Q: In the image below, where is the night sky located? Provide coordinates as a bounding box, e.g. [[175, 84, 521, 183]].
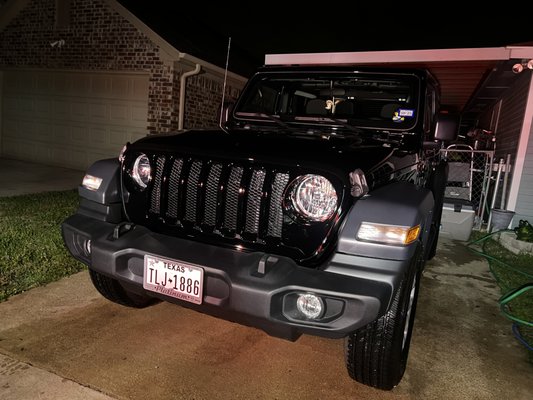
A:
[[118, 1, 533, 77]]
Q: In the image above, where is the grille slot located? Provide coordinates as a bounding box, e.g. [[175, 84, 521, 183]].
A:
[[268, 173, 290, 237], [204, 163, 223, 227], [166, 158, 184, 219], [148, 158, 290, 242], [245, 169, 266, 234], [223, 166, 244, 232], [149, 156, 165, 214], [185, 160, 203, 223]]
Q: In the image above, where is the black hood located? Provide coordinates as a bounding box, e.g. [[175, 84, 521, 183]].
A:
[[130, 128, 395, 182]]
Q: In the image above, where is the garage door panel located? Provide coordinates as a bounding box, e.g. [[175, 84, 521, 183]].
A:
[[90, 103, 108, 120], [37, 122, 54, 142], [36, 72, 54, 94], [53, 124, 70, 144], [109, 127, 128, 147], [2, 138, 21, 158], [3, 95, 20, 113], [91, 76, 111, 97], [111, 77, 130, 98], [90, 127, 107, 145], [132, 105, 148, 123], [109, 104, 128, 122], [71, 102, 88, 119], [2, 119, 17, 138], [133, 77, 149, 98], [34, 97, 52, 116], [2, 70, 149, 169], [18, 97, 34, 113], [53, 99, 70, 117], [69, 149, 88, 170], [131, 130, 146, 142], [72, 76, 91, 98], [87, 150, 114, 166], [53, 73, 71, 95], [20, 120, 38, 140], [71, 125, 87, 143], [50, 147, 70, 166]]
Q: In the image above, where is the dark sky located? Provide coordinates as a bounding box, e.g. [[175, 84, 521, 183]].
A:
[[118, 1, 533, 77]]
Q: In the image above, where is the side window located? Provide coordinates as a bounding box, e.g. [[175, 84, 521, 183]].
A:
[[240, 86, 278, 114]]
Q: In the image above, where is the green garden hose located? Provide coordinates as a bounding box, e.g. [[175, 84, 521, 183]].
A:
[[499, 284, 533, 327], [466, 230, 533, 354]]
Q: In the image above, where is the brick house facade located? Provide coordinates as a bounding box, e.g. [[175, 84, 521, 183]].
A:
[[0, 0, 246, 146]]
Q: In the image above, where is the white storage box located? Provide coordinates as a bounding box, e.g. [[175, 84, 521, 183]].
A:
[[440, 202, 475, 241]]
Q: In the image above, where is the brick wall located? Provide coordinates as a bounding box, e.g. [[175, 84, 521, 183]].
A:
[[0, 0, 244, 134], [184, 74, 241, 129]]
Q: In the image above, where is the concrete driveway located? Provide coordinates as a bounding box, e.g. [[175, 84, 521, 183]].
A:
[[0, 238, 531, 400], [0, 157, 83, 197], [0, 157, 531, 399]]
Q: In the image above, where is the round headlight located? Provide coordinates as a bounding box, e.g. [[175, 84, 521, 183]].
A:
[[131, 154, 152, 189], [290, 174, 338, 221]]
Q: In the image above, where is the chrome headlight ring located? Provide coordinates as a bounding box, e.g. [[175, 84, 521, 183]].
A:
[[287, 174, 338, 222], [130, 153, 152, 190]]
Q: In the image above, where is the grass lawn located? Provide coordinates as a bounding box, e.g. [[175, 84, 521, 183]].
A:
[[0, 190, 85, 302]]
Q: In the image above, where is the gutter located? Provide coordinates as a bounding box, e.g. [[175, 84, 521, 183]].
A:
[[264, 46, 533, 66], [178, 64, 201, 131]]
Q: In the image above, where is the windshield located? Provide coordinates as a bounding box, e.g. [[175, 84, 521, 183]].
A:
[[233, 71, 421, 131]]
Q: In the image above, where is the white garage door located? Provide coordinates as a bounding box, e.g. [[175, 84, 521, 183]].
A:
[[1, 69, 149, 170]]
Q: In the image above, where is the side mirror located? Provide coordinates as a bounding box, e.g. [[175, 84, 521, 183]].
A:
[[217, 101, 234, 130], [434, 113, 459, 142]]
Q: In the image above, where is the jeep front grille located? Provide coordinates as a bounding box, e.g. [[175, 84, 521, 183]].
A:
[[148, 156, 290, 242]]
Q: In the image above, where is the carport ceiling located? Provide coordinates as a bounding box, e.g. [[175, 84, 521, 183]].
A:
[[387, 59, 520, 129], [265, 46, 533, 129]]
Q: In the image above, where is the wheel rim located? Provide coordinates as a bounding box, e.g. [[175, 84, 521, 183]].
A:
[[402, 274, 417, 351]]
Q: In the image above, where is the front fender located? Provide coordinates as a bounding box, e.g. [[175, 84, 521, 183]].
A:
[[77, 158, 124, 223], [337, 181, 434, 261]]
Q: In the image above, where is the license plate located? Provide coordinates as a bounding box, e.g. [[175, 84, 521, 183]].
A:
[[143, 254, 204, 305]]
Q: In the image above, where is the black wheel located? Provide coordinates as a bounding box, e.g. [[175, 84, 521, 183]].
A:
[[344, 260, 422, 390], [89, 269, 155, 308]]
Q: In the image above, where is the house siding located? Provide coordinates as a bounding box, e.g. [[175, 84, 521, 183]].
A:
[[493, 73, 531, 167], [0, 0, 244, 135], [477, 72, 531, 214], [514, 114, 533, 225]]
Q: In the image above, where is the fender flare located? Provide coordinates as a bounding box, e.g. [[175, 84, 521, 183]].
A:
[[337, 181, 435, 261]]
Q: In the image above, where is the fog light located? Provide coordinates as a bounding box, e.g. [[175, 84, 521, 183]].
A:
[[296, 293, 324, 319]]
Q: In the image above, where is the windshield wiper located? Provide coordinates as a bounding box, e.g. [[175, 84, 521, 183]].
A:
[[295, 116, 364, 135], [236, 112, 293, 129], [324, 117, 365, 135]]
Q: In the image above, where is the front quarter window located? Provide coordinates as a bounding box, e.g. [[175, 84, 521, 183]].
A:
[[239, 84, 279, 114]]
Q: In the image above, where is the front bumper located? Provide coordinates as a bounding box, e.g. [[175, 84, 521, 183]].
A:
[[62, 214, 415, 340]]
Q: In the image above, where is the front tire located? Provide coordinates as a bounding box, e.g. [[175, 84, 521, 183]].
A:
[[344, 259, 422, 390], [89, 269, 155, 308]]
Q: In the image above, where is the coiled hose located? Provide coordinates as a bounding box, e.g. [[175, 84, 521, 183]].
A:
[[466, 230, 533, 355]]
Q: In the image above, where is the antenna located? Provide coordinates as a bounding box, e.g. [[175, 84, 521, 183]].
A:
[[219, 36, 231, 134]]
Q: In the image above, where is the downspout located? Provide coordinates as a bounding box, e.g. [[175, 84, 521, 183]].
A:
[[178, 64, 201, 131]]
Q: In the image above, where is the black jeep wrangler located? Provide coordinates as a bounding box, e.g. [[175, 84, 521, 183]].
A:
[[62, 65, 456, 390]]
